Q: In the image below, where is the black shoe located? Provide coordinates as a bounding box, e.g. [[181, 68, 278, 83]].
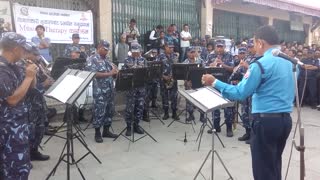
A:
[[142, 110, 150, 122], [238, 133, 250, 141], [186, 113, 195, 122], [151, 101, 157, 108], [245, 139, 251, 144], [134, 125, 144, 134], [162, 112, 169, 120], [214, 125, 221, 133], [311, 105, 317, 109], [95, 128, 103, 143], [226, 126, 233, 137], [102, 126, 117, 138], [172, 111, 180, 120], [30, 151, 50, 161], [125, 127, 132, 136]]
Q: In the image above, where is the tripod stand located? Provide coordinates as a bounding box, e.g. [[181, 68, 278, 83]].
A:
[[45, 69, 101, 180], [167, 63, 198, 129], [113, 67, 157, 145]]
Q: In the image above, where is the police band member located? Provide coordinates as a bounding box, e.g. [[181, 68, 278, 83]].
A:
[[0, 32, 38, 179], [206, 39, 235, 137], [22, 42, 51, 161], [143, 48, 159, 122], [183, 46, 206, 122], [123, 43, 146, 136], [64, 33, 88, 59], [86, 40, 118, 143], [157, 41, 180, 120], [202, 25, 294, 180]]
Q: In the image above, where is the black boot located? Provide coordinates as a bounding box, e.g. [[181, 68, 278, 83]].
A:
[[162, 110, 169, 120], [125, 126, 132, 136], [30, 149, 50, 161], [151, 100, 157, 108], [102, 125, 117, 138], [214, 123, 221, 133], [238, 128, 250, 141], [95, 128, 103, 143], [226, 125, 233, 137], [172, 111, 180, 120], [186, 113, 195, 122], [142, 110, 150, 122], [134, 124, 144, 134]]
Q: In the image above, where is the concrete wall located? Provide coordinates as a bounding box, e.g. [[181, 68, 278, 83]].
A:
[[98, 0, 113, 47], [201, 0, 213, 37]]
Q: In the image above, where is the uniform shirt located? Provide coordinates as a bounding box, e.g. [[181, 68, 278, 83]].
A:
[[86, 53, 114, 94], [123, 55, 147, 70], [0, 56, 28, 124], [31, 36, 52, 62], [64, 44, 87, 59], [214, 48, 294, 113], [205, 51, 234, 67], [299, 58, 319, 79], [157, 52, 178, 76], [200, 47, 208, 61], [183, 57, 205, 67]]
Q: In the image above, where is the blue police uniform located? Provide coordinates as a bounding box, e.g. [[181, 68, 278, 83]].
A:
[[298, 55, 319, 107], [183, 47, 206, 122], [64, 44, 88, 59], [86, 53, 115, 128], [123, 55, 147, 126], [213, 47, 294, 180], [0, 57, 31, 179], [157, 52, 179, 116], [205, 48, 235, 132]]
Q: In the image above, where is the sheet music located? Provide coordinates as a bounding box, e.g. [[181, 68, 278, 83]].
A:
[[47, 75, 85, 103], [189, 88, 228, 109]]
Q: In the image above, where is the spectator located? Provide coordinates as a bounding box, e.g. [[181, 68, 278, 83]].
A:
[[148, 25, 163, 50], [115, 34, 130, 65], [31, 25, 53, 63], [165, 25, 179, 53], [180, 24, 192, 62], [124, 18, 140, 48]]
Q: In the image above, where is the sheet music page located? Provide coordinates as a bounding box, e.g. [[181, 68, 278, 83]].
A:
[[47, 75, 85, 103], [189, 88, 228, 109]]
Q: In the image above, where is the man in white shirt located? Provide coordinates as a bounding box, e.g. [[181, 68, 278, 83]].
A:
[[148, 25, 163, 50], [180, 24, 192, 62]]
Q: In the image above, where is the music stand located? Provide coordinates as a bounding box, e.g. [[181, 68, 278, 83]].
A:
[[167, 63, 199, 129], [44, 69, 101, 180], [51, 57, 86, 80], [145, 61, 165, 125], [178, 87, 234, 180], [114, 67, 158, 145]]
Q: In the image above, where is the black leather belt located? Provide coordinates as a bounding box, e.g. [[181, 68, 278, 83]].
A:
[[252, 113, 289, 118]]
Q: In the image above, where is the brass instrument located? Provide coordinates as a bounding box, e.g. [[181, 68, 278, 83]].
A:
[[164, 75, 174, 89]]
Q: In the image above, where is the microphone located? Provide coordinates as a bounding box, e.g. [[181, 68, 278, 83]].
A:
[[271, 49, 304, 66]]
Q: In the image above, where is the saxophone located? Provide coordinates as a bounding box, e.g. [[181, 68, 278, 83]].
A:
[[164, 74, 174, 89]]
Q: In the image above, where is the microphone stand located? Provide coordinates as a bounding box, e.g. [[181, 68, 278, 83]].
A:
[[286, 63, 305, 180]]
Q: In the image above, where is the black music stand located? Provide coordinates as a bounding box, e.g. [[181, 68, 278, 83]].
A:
[[167, 63, 198, 129], [45, 69, 101, 180], [177, 87, 234, 180], [114, 68, 158, 145], [145, 61, 165, 125], [51, 57, 86, 80]]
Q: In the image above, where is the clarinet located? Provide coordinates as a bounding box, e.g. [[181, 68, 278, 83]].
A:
[[228, 59, 244, 83]]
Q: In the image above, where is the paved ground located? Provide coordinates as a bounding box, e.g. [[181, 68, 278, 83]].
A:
[[29, 106, 320, 180]]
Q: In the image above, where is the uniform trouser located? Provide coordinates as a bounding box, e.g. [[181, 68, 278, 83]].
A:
[[29, 110, 46, 151], [92, 90, 114, 128], [250, 113, 292, 180], [145, 81, 158, 111], [298, 78, 318, 106], [186, 101, 205, 121], [212, 107, 234, 127], [160, 81, 178, 112], [125, 87, 146, 126], [0, 121, 31, 180], [240, 99, 251, 130]]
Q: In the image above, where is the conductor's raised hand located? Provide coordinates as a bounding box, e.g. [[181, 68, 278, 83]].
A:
[[202, 74, 215, 86]]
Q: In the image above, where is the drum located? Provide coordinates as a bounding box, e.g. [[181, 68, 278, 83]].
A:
[[75, 82, 93, 109]]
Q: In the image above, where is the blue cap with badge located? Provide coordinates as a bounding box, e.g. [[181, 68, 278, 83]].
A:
[[131, 43, 142, 52], [215, 39, 225, 47], [187, 46, 196, 52], [238, 47, 247, 54], [70, 46, 81, 53], [25, 42, 40, 56], [248, 38, 254, 48], [99, 40, 110, 50], [0, 32, 29, 50]]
